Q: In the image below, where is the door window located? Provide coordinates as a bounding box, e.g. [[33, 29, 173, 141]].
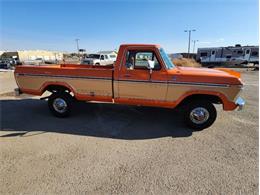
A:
[[125, 50, 161, 70]]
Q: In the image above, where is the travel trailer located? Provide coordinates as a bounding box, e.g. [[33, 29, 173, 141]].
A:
[[197, 45, 259, 67]]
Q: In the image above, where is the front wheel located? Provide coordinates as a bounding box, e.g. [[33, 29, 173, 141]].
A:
[[183, 100, 217, 130], [48, 92, 73, 117]]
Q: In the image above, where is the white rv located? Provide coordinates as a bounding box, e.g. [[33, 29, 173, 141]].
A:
[[197, 45, 259, 67]]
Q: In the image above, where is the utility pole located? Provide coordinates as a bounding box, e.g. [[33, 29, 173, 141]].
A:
[[192, 40, 199, 54], [184, 29, 196, 58], [75, 38, 80, 55]]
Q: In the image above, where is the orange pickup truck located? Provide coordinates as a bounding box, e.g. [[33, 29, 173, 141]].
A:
[[14, 44, 245, 129]]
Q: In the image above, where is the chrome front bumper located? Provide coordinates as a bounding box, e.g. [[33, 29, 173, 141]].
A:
[[235, 97, 245, 111]]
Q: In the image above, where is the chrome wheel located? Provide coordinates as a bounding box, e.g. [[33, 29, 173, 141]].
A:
[[53, 98, 68, 113], [189, 107, 209, 125]]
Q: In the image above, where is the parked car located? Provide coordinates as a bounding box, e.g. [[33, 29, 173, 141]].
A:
[[81, 53, 116, 66], [14, 44, 245, 130], [0, 59, 14, 69], [0, 61, 9, 69]]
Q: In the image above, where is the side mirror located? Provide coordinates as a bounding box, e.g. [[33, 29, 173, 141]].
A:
[[147, 60, 155, 69], [148, 60, 155, 80]]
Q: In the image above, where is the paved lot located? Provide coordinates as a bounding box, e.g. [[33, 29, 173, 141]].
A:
[[0, 69, 258, 194]]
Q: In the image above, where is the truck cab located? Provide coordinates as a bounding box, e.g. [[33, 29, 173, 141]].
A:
[[113, 44, 172, 106]]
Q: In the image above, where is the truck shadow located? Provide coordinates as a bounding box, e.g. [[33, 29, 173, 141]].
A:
[[0, 99, 193, 139]]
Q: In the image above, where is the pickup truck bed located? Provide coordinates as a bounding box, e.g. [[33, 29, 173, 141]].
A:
[[15, 64, 114, 102]]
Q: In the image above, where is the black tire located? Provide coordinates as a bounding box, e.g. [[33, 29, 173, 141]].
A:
[[183, 100, 217, 130], [48, 92, 73, 117], [95, 63, 100, 65]]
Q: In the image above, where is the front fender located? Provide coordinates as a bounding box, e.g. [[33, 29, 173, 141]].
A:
[[176, 90, 237, 111]]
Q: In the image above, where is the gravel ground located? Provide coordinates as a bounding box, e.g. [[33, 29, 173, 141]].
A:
[[0, 68, 258, 194]]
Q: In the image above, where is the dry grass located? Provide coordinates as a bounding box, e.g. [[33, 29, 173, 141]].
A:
[[172, 58, 201, 67]]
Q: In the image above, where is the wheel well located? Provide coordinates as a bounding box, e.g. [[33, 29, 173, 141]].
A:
[[178, 94, 223, 107], [43, 85, 72, 94]]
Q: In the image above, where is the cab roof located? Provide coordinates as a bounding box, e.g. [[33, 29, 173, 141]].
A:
[[120, 44, 161, 48]]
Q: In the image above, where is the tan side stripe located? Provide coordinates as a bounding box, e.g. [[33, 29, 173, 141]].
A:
[[17, 73, 232, 88]]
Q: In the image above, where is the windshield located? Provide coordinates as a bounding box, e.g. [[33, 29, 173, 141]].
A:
[[87, 54, 100, 59], [159, 48, 175, 69]]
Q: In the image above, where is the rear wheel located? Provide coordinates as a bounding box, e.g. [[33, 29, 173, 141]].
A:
[[48, 92, 73, 117], [183, 100, 217, 130]]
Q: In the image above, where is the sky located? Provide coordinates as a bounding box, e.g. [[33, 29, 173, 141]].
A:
[[0, 0, 259, 53]]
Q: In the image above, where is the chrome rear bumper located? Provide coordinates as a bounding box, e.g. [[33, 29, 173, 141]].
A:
[[235, 97, 245, 111]]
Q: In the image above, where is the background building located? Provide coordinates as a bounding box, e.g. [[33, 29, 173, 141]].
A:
[[17, 50, 64, 62], [0, 50, 64, 63]]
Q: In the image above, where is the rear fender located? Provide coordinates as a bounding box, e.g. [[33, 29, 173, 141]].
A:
[[40, 82, 76, 95]]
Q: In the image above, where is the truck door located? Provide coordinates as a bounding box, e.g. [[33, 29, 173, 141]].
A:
[[100, 55, 105, 65], [105, 55, 113, 65], [115, 48, 167, 105]]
